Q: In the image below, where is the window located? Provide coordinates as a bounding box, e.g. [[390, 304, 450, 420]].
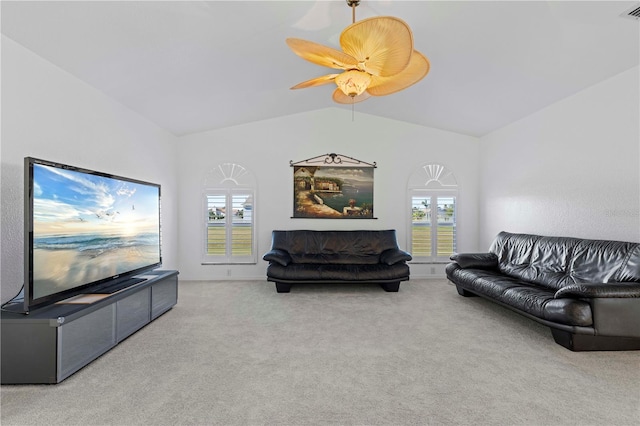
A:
[[410, 193, 457, 261], [203, 163, 256, 264], [408, 164, 458, 263]]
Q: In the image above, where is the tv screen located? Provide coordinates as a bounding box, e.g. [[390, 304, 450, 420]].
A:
[[24, 157, 162, 311]]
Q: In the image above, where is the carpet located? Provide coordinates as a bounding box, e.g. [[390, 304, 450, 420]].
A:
[[2, 279, 639, 425]]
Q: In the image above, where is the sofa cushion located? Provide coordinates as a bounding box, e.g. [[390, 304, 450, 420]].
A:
[[289, 253, 381, 265], [270, 230, 402, 265], [489, 232, 640, 291], [570, 240, 640, 283], [267, 262, 410, 282], [447, 265, 593, 326]]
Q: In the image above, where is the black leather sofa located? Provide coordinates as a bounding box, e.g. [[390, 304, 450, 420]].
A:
[[263, 230, 411, 293], [446, 231, 640, 351]]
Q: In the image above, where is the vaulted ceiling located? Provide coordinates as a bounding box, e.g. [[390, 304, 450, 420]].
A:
[[2, 1, 638, 137]]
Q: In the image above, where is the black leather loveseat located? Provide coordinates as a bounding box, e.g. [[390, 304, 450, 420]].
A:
[[446, 231, 640, 351], [263, 230, 411, 293]]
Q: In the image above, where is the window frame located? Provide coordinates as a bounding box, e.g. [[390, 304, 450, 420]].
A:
[[407, 163, 459, 264]]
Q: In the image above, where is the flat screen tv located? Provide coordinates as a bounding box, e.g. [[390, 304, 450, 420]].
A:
[[22, 157, 162, 312]]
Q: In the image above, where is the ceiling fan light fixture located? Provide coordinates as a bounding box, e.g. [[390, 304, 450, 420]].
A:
[[286, 0, 429, 104], [335, 70, 371, 97]]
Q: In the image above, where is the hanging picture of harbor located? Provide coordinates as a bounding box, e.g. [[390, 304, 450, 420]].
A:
[[291, 153, 376, 219]]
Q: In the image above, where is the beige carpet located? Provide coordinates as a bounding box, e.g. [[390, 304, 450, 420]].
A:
[[2, 279, 639, 426]]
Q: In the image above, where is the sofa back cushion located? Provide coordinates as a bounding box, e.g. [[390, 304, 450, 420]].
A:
[[270, 230, 400, 265], [489, 231, 640, 290]]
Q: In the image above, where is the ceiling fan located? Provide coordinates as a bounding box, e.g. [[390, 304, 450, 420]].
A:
[[286, 0, 430, 104]]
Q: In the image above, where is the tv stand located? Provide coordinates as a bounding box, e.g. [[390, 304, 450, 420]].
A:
[[1, 270, 178, 384], [91, 276, 147, 294]]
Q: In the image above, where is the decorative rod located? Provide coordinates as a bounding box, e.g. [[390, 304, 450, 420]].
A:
[[291, 153, 376, 168], [347, 0, 360, 23]]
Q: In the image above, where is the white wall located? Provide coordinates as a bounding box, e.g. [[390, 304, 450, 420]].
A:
[[4, 33, 635, 292], [479, 66, 640, 248], [10, 32, 634, 290], [0, 36, 179, 303], [177, 108, 480, 280]]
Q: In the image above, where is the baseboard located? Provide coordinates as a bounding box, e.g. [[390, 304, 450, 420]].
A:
[[406, 274, 447, 280], [178, 276, 267, 282]]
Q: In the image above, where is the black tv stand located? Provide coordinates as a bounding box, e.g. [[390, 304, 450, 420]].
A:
[[1, 270, 178, 384], [91, 277, 147, 294]]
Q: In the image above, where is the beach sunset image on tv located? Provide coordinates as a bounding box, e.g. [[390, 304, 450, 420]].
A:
[[31, 163, 161, 299]]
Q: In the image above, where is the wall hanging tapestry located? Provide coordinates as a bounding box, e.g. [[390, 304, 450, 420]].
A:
[[291, 153, 376, 219]]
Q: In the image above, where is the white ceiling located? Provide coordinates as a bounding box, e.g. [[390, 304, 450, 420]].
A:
[[2, 0, 639, 137]]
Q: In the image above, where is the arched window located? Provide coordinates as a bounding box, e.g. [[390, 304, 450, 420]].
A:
[[202, 163, 256, 264], [408, 164, 458, 263]]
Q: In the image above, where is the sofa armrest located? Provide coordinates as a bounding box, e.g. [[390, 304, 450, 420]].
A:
[[555, 282, 640, 299], [262, 249, 292, 266], [380, 248, 412, 265], [449, 253, 498, 270]]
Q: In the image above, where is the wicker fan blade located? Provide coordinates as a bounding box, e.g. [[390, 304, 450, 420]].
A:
[[332, 88, 371, 104], [340, 16, 413, 77], [286, 38, 358, 70], [367, 50, 430, 96], [291, 74, 340, 90]]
